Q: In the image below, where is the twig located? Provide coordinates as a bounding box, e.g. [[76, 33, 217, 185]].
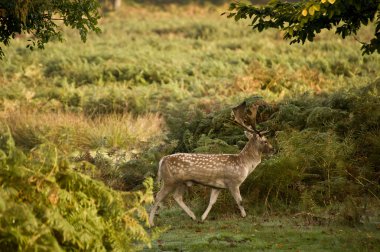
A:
[[353, 36, 366, 45], [345, 170, 380, 201]]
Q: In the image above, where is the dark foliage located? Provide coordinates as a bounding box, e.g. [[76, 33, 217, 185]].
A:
[[226, 0, 380, 55], [0, 0, 101, 58]]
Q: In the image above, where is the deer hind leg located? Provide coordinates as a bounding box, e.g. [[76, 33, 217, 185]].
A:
[[229, 186, 246, 217], [201, 188, 221, 221], [149, 184, 174, 227], [173, 184, 196, 221]]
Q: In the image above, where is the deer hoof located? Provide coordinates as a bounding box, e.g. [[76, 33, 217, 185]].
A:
[[240, 210, 247, 218]]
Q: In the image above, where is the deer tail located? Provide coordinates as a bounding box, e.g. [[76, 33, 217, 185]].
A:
[[157, 157, 165, 185]]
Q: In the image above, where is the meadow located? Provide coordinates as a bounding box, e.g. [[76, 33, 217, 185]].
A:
[[0, 2, 379, 251]]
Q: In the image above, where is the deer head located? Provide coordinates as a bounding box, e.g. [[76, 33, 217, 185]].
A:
[[244, 130, 273, 154]]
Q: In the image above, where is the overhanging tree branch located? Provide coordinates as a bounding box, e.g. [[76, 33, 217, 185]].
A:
[[225, 0, 380, 55], [0, 0, 101, 59]]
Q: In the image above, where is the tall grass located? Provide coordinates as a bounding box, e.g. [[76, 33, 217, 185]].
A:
[[0, 110, 164, 152]]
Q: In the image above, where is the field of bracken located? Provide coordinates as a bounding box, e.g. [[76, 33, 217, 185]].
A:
[[0, 2, 379, 251]]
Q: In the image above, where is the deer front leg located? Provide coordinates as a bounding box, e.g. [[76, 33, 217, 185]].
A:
[[173, 184, 197, 221], [229, 186, 246, 217], [201, 188, 221, 221]]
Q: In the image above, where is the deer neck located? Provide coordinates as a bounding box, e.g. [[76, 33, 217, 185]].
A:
[[238, 140, 261, 174]]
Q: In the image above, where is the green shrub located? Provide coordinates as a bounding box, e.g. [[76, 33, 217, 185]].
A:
[[305, 107, 348, 128], [193, 134, 239, 154], [120, 140, 178, 190], [249, 130, 354, 207], [0, 130, 155, 251]]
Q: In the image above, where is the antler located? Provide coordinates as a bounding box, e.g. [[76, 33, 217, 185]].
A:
[[231, 101, 269, 137]]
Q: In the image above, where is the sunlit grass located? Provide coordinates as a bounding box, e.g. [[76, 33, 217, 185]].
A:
[[0, 110, 165, 152], [1, 4, 378, 116]]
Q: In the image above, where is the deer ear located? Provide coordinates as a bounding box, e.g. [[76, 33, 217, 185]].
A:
[[244, 131, 254, 139]]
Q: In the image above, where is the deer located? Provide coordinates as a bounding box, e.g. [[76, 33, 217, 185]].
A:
[[149, 101, 273, 227]]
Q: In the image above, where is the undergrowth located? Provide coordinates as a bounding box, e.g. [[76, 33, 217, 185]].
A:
[[0, 129, 157, 251]]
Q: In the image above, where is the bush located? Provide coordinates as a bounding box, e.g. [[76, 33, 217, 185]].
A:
[[248, 130, 355, 208], [305, 106, 347, 128], [0, 130, 155, 251]]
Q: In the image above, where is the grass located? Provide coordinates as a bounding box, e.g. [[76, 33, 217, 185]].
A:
[[0, 110, 164, 151], [145, 207, 380, 251], [1, 5, 379, 110], [0, 2, 379, 251]]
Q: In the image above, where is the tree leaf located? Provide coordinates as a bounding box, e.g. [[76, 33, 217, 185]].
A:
[[309, 7, 315, 16], [288, 27, 294, 36]]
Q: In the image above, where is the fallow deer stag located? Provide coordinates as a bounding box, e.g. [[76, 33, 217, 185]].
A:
[[149, 102, 273, 226]]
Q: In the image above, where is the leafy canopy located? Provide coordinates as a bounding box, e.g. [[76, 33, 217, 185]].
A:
[[225, 0, 380, 55], [0, 0, 101, 58]]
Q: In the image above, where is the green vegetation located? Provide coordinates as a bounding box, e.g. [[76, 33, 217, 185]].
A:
[[0, 3, 379, 251], [145, 212, 380, 251], [0, 0, 101, 58], [227, 0, 380, 54], [0, 129, 155, 251]]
